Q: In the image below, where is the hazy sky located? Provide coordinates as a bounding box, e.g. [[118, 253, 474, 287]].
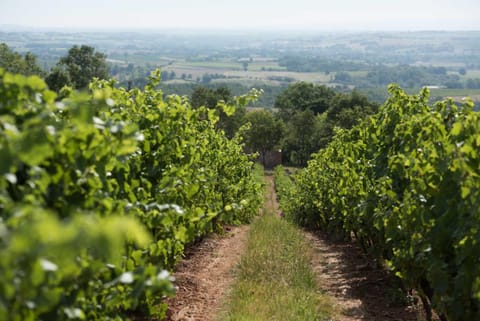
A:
[[1, 0, 479, 31]]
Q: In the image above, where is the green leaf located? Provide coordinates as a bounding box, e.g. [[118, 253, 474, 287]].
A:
[[451, 122, 463, 136]]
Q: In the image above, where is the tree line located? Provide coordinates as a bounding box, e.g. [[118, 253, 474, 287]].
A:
[[188, 81, 378, 167], [0, 43, 109, 92]]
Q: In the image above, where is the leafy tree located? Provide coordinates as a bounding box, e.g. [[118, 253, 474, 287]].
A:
[[334, 71, 353, 83], [243, 110, 285, 166], [466, 78, 480, 89], [277, 85, 377, 165], [274, 82, 336, 119], [314, 91, 378, 150], [191, 86, 231, 109], [190, 86, 245, 138], [0, 43, 44, 76], [46, 45, 109, 90], [326, 90, 378, 123], [45, 68, 72, 92], [282, 109, 324, 166]]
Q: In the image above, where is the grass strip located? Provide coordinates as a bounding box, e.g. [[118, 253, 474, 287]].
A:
[[218, 214, 332, 321]]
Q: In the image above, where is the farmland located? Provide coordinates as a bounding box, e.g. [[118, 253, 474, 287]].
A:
[[2, 30, 480, 105]]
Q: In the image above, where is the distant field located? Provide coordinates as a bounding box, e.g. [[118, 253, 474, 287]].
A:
[[176, 60, 242, 70], [456, 69, 480, 82], [156, 58, 333, 86], [465, 70, 480, 78], [347, 70, 370, 77], [430, 88, 480, 101]]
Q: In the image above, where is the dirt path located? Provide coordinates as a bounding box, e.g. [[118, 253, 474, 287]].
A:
[[163, 225, 249, 321], [164, 173, 419, 320], [305, 232, 418, 321], [268, 171, 418, 320], [163, 173, 277, 321]]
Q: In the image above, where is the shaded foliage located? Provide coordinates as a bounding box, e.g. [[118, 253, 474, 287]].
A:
[[46, 45, 109, 91], [276, 83, 377, 166], [0, 43, 45, 77], [190, 86, 246, 138], [242, 110, 285, 166], [275, 82, 336, 118]]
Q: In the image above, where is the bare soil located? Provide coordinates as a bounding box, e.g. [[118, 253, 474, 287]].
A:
[[163, 225, 249, 321], [162, 173, 420, 321], [305, 232, 419, 321]]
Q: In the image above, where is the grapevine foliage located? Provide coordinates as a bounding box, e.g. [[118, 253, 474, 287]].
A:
[[0, 69, 262, 320], [279, 85, 480, 321]]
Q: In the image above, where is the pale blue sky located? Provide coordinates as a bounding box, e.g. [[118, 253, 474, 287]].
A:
[[0, 0, 479, 31]]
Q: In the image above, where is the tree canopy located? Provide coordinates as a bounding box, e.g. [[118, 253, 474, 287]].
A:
[[243, 110, 284, 166], [282, 109, 324, 166], [0, 43, 44, 77], [274, 82, 336, 118], [46, 45, 109, 91], [275, 83, 378, 166], [190, 86, 245, 138]]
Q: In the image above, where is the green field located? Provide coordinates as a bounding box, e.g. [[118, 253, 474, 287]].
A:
[[430, 88, 480, 101], [158, 58, 333, 86]]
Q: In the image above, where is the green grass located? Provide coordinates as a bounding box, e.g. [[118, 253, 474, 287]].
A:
[[217, 214, 332, 321], [253, 163, 265, 186]]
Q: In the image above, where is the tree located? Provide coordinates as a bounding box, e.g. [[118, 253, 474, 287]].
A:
[[243, 110, 284, 166], [282, 109, 322, 166], [191, 86, 229, 109], [44, 68, 72, 93], [190, 86, 245, 138], [312, 91, 378, 151], [276, 85, 377, 166], [46, 45, 109, 90], [274, 82, 336, 119], [334, 71, 353, 83], [326, 90, 378, 123], [0, 43, 44, 76]]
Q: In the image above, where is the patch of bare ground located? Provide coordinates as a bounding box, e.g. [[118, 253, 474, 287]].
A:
[[162, 225, 249, 321], [305, 231, 419, 321]]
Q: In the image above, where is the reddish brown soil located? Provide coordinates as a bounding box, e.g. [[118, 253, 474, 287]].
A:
[[306, 231, 420, 321], [163, 225, 249, 321]]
